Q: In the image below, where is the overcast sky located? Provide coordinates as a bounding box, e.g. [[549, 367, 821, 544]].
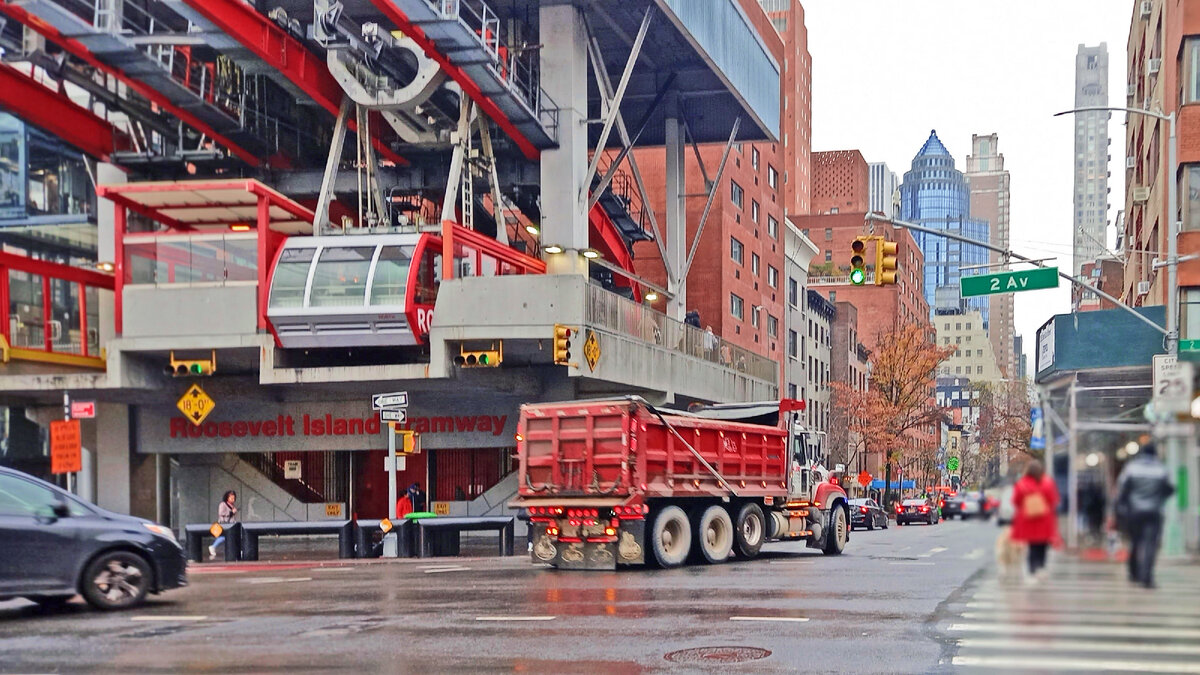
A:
[[803, 0, 1132, 368]]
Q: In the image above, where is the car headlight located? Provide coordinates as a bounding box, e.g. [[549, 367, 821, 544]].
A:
[[143, 522, 178, 544]]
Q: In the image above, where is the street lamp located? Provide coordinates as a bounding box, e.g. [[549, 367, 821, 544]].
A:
[[1053, 105, 1178, 355]]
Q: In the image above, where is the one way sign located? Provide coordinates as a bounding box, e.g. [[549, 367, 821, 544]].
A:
[[372, 391, 408, 410]]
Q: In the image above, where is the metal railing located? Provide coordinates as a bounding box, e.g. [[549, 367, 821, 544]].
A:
[[585, 284, 778, 384]]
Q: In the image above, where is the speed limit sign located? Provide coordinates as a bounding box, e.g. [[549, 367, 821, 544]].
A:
[[1153, 355, 1194, 414]]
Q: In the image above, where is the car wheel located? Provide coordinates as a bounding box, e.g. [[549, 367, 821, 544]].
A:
[[81, 551, 151, 610], [881, 516, 889, 529], [732, 503, 765, 559], [822, 506, 848, 555], [650, 506, 692, 568]]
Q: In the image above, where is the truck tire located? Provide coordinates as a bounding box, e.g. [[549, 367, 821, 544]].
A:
[[822, 505, 848, 556], [695, 505, 734, 564], [732, 503, 765, 559], [650, 506, 692, 568]]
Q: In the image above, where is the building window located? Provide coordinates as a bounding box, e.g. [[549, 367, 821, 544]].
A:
[[768, 165, 778, 189], [731, 237, 744, 264], [730, 180, 744, 209], [1184, 38, 1200, 103], [768, 265, 779, 288], [768, 215, 779, 239], [825, 228, 833, 241], [731, 293, 744, 320], [752, 147, 760, 171], [829, 291, 836, 302], [1182, 289, 1200, 342], [1182, 164, 1200, 231], [767, 314, 778, 338], [825, 250, 832, 262], [752, 200, 760, 224], [788, 278, 799, 307], [976, 365, 983, 375], [789, 329, 798, 358], [966, 322, 972, 330], [752, 253, 760, 276], [751, 308, 759, 328]]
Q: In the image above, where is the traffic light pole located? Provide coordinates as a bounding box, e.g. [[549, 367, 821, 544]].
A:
[[865, 214, 1168, 337]]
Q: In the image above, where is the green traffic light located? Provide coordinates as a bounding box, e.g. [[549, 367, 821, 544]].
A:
[[190, 363, 203, 375], [850, 268, 866, 285], [478, 353, 489, 365]]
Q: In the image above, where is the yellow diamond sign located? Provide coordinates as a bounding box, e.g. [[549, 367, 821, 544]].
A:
[[177, 383, 215, 427], [209, 523, 223, 538], [583, 330, 601, 371]]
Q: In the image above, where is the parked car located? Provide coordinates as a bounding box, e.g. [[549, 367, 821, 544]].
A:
[[896, 498, 940, 526], [995, 485, 1016, 525], [0, 467, 187, 610], [849, 498, 889, 530]]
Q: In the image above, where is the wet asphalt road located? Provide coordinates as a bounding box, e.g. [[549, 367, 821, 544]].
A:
[[0, 518, 998, 674]]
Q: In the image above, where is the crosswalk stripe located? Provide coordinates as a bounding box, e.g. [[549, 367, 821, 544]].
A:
[[955, 637, 1200, 657], [959, 611, 1200, 628], [952, 654, 1200, 673], [948, 622, 1200, 640], [964, 601, 1200, 618]]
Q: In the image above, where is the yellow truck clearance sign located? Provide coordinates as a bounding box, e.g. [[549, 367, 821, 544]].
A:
[[177, 384, 215, 427]]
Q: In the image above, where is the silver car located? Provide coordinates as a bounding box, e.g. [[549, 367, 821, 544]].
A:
[[995, 485, 1016, 525]]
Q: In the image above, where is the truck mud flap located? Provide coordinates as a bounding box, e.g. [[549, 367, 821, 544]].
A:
[[529, 521, 646, 570]]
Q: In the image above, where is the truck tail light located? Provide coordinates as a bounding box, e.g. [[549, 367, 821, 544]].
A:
[[546, 527, 559, 536], [604, 527, 617, 536]]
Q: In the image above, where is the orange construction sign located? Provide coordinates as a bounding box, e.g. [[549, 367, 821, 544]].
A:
[[857, 471, 872, 488], [50, 419, 82, 474]]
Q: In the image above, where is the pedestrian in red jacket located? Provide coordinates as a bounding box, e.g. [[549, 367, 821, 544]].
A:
[[1011, 460, 1059, 579]]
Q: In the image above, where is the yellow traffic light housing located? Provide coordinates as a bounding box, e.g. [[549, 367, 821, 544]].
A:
[[167, 351, 216, 377], [850, 239, 867, 285], [454, 342, 503, 368], [397, 429, 419, 454], [553, 324, 577, 365], [875, 239, 898, 286]]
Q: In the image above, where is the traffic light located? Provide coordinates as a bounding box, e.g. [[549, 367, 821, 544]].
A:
[[454, 342, 503, 367], [167, 351, 215, 377], [553, 324, 576, 365], [850, 239, 867, 285], [875, 239, 898, 286], [396, 429, 419, 454]]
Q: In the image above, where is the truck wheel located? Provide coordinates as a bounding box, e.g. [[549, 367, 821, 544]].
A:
[[822, 506, 848, 556], [650, 506, 692, 568], [732, 503, 765, 559], [695, 505, 734, 564]]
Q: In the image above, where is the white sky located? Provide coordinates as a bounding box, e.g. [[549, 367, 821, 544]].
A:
[[803, 0, 1132, 368]]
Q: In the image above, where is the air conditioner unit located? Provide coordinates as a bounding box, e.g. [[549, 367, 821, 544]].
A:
[[1141, 0, 1153, 18], [1127, 84, 1137, 97], [1126, 156, 1137, 169], [1137, 280, 1151, 296], [1149, 58, 1162, 75], [1133, 186, 1151, 202]]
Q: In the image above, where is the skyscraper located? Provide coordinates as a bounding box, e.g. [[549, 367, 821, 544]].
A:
[[759, 0, 812, 216], [869, 162, 899, 215], [1072, 43, 1111, 280], [899, 130, 990, 323], [966, 133, 1016, 379]]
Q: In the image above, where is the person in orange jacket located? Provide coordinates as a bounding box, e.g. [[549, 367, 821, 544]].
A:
[[395, 493, 413, 518], [1010, 460, 1060, 580]]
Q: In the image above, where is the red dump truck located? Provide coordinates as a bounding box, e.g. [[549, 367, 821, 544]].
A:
[[513, 397, 849, 570]]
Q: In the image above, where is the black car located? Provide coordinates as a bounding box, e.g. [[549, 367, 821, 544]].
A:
[[849, 498, 889, 530], [896, 498, 940, 526], [0, 467, 187, 610]]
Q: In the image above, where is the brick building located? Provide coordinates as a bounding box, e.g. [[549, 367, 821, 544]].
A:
[[812, 150, 869, 215], [1073, 256, 1125, 311], [965, 133, 1016, 379], [759, 0, 813, 217], [829, 300, 872, 474]]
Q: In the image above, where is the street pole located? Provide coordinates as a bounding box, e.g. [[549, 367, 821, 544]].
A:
[[387, 423, 397, 520]]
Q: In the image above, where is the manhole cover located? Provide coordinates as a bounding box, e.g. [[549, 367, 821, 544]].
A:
[[664, 646, 772, 664]]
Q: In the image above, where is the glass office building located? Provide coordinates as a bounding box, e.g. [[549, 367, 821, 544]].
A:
[[899, 130, 989, 324]]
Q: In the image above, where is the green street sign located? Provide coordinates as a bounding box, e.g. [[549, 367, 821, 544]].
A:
[[947, 456, 960, 472], [1180, 339, 1200, 352], [960, 267, 1059, 297]]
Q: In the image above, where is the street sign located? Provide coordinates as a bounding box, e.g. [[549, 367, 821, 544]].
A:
[[379, 408, 407, 423], [1153, 354, 1194, 415], [70, 401, 96, 419], [946, 456, 961, 472], [1030, 407, 1045, 450], [177, 384, 215, 427], [372, 391, 409, 410], [283, 460, 302, 480], [583, 330, 601, 371], [856, 471, 872, 488], [433, 501, 450, 516], [383, 455, 407, 472], [49, 419, 81, 474], [960, 267, 1059, 297], [1181, 339, 1200, 352], [325, 503, 343, 518]]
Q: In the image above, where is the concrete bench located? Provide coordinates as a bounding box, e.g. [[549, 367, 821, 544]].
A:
[[238, 521, 355, 560], [353, 519, 417, 558], [416, 516, 515, 558], [184, 523, 242, 562]]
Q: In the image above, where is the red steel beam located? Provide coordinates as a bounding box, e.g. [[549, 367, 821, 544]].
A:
[[0, 62, 129, 164], [367, 0, 541, 161], [0, 1, 263, 167], [177, 0, 407, 166]]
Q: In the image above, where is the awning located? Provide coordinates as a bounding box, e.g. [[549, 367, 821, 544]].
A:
[[96, 179, 315, 234]]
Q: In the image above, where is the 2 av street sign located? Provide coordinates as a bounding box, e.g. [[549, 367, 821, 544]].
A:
[[960, 267, 1059, 298], [372, 391, 408, 410]]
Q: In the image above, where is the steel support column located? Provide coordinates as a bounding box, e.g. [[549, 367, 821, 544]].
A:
[[539, 3, 588, 275], [664, 100, 685, 320]]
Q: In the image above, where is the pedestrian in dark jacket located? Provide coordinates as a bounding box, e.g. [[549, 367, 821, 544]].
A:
[[1011, 461, 1059, 580], [1116, 443, 1175, 588]]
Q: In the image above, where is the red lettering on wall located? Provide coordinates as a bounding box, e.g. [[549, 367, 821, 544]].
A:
[[167, 413, 508, 440]]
